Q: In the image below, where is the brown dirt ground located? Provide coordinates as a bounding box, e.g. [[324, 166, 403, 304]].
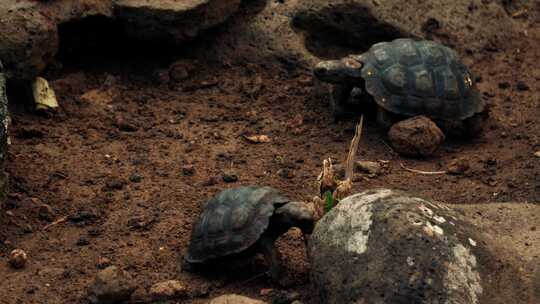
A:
[[0, 5, 539, 304]]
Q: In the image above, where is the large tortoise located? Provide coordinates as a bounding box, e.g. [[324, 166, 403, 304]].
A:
[[184, 186, 315, 284], [314, 38, 487, 138]]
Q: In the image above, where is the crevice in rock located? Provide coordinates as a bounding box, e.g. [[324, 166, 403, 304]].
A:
[[292, 3, 410, 59]]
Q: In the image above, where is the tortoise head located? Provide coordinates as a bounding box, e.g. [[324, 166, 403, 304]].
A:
[[274, 201, 315, 235], [314, 56, 363, 84]]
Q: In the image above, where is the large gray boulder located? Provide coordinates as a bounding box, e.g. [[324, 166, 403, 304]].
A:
[[309, 188, 525, 304]]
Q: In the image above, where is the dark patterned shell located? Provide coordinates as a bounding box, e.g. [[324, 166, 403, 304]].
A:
[[360, 39, 485, 120], [185, 186, 290, 263]]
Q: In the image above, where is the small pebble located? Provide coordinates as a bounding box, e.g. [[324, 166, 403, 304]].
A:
[[38, 204, 54, 222], [534, 151, 540, 158], [182, 164, 195, 176], [222, 172, 239, 183], [128, 174, 143, 183], [9, 249, 28, 269], [516, 80, 529, 91]]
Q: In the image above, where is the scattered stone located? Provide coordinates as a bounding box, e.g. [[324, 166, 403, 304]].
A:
[[222, 172, 239, 183], [498, 82, 511, 89], [201, 176, 219, 186], [244, 134, 272, 143], [271, 290, 300, 304], [128, 174, 143, 183], [277, 168, 295, 179], [182, 164, 195, 176], [516, 81, 529, 91], [354, 160, 381, 177], [69, 209, 99, 225], [388, 116, 445, 158], [38, 204, 54, 222], [127, 215, 157, 231], [447, 158, 470, 175], [87, 266, 137, 304], [310, 189, 510, 304], [96, 257, 112, 269], [9, 249, 28, 269], [103, 179, 126, 192], [535, 151, 540, 158], [209, 294, 267, 304], [113, 115, 138, 132], [32, 77, 59, 111], [149, 280, 187, 301], [76, 237, 90, 246], [169, 60, 196, 82]]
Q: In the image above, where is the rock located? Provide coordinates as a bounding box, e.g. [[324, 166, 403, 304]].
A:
[[0, 0, 240, 81], [169, 60, 196, 82], [388, 116, 445, 158], [128, 174, 143, 183], [293, 0, 519, 56], [96, 257, 112, 269], [182, 164, 195, 176], [309, 189, 518, 304], [0, 1, 113, 80], [535, 151, 540, 158], [0, 67, 8, 202], [209, 294, 267, 304], [222, 172, 239, 183], [354, 160, 381, 177], [447, 158, 470, 175], [271, 290, 301, 304], [149, 280, 187, 301], [87, 266, 137, 304], [516, 81, 529, 91], [277, 168, 295, 179], [9, 249, 28, 269], [115, 0, 242, 42], [38, 204, 55, 222]]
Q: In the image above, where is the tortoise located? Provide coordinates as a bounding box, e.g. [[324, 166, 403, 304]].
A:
[[313, 38, 487, 138], [183, 186, 315, 284]]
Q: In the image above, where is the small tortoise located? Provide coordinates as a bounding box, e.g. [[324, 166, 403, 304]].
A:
[[184, 186, 315, 284], [314, 38, 487, 138]]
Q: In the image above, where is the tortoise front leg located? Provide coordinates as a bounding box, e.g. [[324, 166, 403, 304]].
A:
[[259, 235, 292, 286], [376, 106, 396, 130], [330, 84, 353, 121]]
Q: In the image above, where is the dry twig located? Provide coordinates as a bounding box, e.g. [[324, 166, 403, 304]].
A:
[[400, 163, 447, 175], [43, 216, 68, 231]]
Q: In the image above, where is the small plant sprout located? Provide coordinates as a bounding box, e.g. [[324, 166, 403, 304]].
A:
[[316, 116, 364, 215]]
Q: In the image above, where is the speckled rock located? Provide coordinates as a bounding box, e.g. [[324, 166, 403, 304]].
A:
[[388, 116, 445, 158], [87, 266, 137, 304], [309, 188, 506, 304]]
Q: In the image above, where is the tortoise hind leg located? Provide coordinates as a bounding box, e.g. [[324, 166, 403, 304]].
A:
[[259, 236, 292, 287], [462, 112, 487, 138]]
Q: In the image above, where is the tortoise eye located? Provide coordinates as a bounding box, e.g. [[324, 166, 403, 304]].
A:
[[463, 74, 473, 88]]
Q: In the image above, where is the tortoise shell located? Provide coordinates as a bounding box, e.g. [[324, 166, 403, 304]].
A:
[[359, 38, 485, 120], [185, 186, 290, 263]]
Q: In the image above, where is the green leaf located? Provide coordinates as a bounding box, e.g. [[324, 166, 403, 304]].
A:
[[324, 191, 334, 213]]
